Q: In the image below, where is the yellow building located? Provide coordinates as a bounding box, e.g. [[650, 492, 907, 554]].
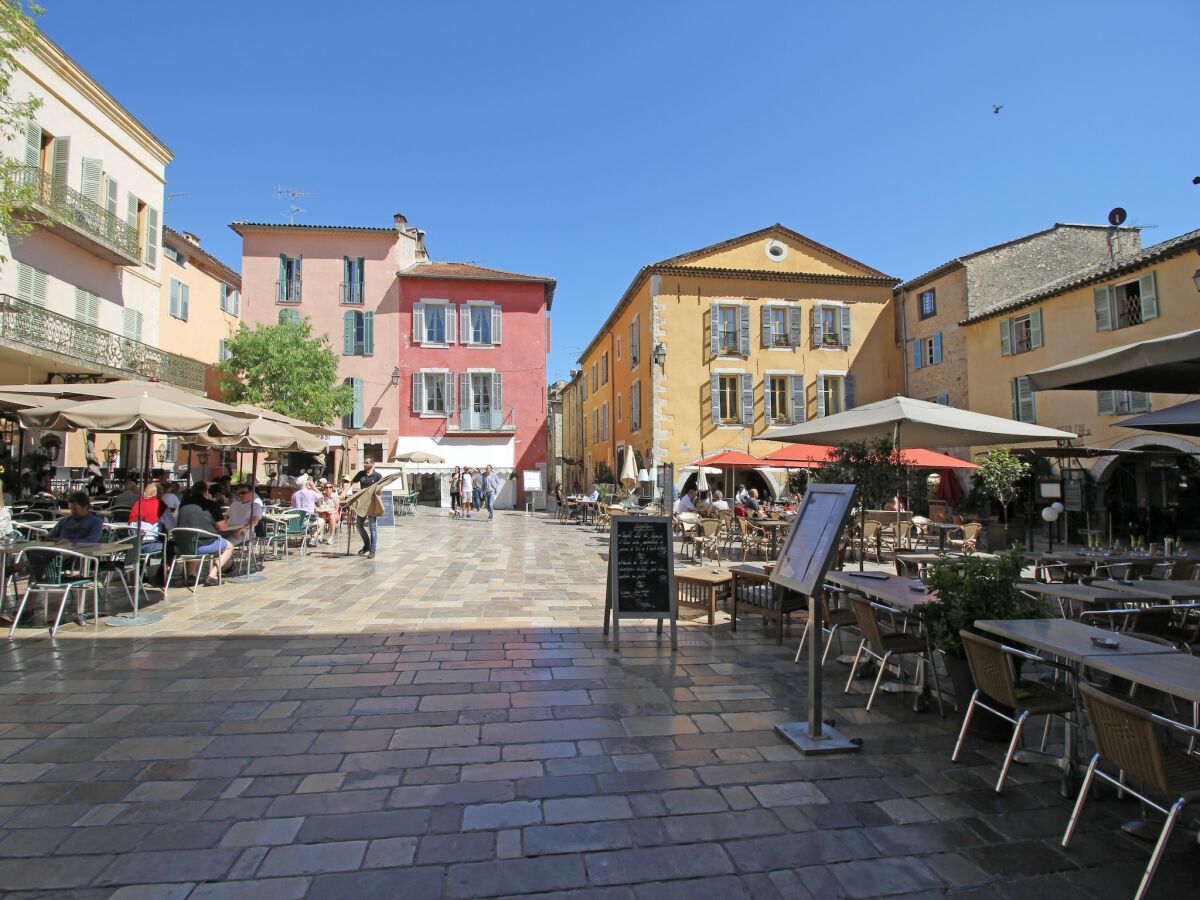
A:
[[577, 225, 902, 494], [961, 227, 1200, 533], [558, 368, 585, 491]]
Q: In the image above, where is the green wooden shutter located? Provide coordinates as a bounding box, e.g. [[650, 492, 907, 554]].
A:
[[760, 306, 772, 347], [412, 370, 424, 413], [932, 331, 943, 364], [709, 304, 719, 357], [168, 278, 179, 318], [710, 372, 721, 424], [144, 206, 159, 267], [788, 307, 802, 347], [790, 375, 805, 423], [1094, 286, 1113, 331], [1129, 391, 1150, 414], [80, 157, 102, 203], [219, 282, 228, 312], [23, 120, 40, 167], [74, 287, 97, 324], [811, 306, 824, 346], [277, 254, 286, 300], [127, 192, 138, 228], [342, 256, 350, 302], [16, 263, 33, 303], [1029, 309, 1043, 349], [1017, 376, 1034, 422], [816, 376, 827, 418], [1096, 390, 1116, 417], [1138, 272, 1158, 321], [31, 267, 46, 306], [343, 310, 356, 355], [122, 308, 142, 341], [352, 378, 364, 429], [105, 176, 118, 217], [762, 375, 772, 422], [844, 374, 856, 409], [363, 311, 374, 356], [51, 137, 70, 186], [839, 307, 852, 346], [999, 318, 1011, 355], [230, 289, 240, 317]]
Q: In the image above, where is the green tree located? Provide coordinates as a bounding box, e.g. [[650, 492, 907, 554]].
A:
[[975, 448, 1031, 528], [216, 318, 353, 425], [0, 3, 46, 260], [818, 439, 908, 509]]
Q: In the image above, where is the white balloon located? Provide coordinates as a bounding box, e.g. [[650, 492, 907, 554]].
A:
[[1051, 502, 1064, 513], [1041, 507, 1060, 522]]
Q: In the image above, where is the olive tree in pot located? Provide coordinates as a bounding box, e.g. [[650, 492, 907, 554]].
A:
[[975, 449, 1031, 550], [922, 546, 1045, 736]]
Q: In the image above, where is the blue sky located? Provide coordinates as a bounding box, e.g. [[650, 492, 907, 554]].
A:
[[40, 0, 1199, 382]]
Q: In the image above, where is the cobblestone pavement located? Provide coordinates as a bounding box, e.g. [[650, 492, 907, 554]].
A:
[[0, 511, 1196, 898]]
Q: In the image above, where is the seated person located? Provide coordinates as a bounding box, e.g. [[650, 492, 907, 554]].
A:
[[226, 483, 264, 548], [745, 488, 763, 514], [315, 483, 340, 545], [586, 485, 601, 502], [676, 487, 699, 515], [734, 484, 750, 506], [110, 478, 140, 509], [159, 483, 181, 531], [884, 494, 908, 512], [177, 482, 234, 584], [290, 474, 325, 543], [50, 492, 104, 544], [128, 483, 164, 553], [708, 490, 730, 512]]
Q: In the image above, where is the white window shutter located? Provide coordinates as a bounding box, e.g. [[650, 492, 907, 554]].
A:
[[460, 305, 471, 344], [492, 305, 502, 344], [460, 373, 470, 418], [16, 263, 33, 303], [1138, 272, 1158, 321], [413, 302, 424, 344], [412, 370, 424, 412], [230, 289, 240, 317], [710, 373, 720, 425], [145, 206, 159, 267], [80, 157, 103, 204], [444, 373, 455, 415], [1093, 287, 1113, 331], [492, 372, 503, 413], [180, 282, 189, 320], [105, 176, 119, 218]]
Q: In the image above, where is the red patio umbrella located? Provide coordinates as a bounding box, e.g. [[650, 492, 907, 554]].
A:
[[898, 449, 977, 470]]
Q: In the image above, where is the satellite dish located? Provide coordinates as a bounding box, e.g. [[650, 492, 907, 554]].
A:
[[1108, 207, 1127, 227]]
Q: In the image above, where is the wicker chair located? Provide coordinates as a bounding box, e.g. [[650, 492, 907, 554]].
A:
[[737, 517, 768, 561], [951, 630, 1075, 792], [690, 518, 721, 564], [853, 520, 883, 563], [844, 595, 942, 715], [715, 509, 736, 555], [947, 523, 982, 554], [882, 521, 914, 555], [1062, 683, 1200, 900]]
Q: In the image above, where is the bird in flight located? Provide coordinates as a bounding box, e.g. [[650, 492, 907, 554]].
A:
[[993, 104, 1004, 114]]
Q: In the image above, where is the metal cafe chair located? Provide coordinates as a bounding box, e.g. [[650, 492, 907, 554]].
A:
[[951, 630, 1076, 793], [9, 547, 100, 638], [844, 595, 943, 716], [1062, 683, 1200, 900], [163, 528, 223, 600], [795, 583, 857, 666]]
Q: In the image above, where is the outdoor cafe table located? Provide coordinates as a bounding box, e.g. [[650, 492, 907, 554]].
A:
[[928, 521, 962, 551], [1019, 581, 1137, 619], [0, 540, 132, 623], [756, 518, 792, 559], [895, 551, 964, 578], [1098, 579, 1200, 604], [973, 617, 1182, 790], [675, 567, 732, 626]]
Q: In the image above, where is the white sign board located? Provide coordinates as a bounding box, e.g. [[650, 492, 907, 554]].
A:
[[522, 469, 543, 493]]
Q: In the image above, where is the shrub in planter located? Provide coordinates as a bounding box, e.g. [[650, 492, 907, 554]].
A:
[[922, 546, 1045, 735]]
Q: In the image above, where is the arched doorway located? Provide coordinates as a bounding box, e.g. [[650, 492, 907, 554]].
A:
[[1090, 436, 1200, 543]]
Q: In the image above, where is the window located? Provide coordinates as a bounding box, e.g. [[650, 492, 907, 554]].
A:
[[999, 310, 1042, 356], [218, 338, 230, 362], [342, 377, 364, 429], [919, 289, 936, 319], [461, 302, 502, 346], [600, 352, 609, 385], [414, 301, 451, 345], [812, 304, 851, 348], [413, 371, 454, 416], [219, 283, 240, 317], [767, 376, 790, 424], [277, 254, 302, 302], [616, 393, 622, 422], [343, 310, 375, 356], [15, 262, 47, 307], [163, 244, 182, 265], [600, 402, 609, 440], [591, 409, 599, 445], [123, 308, 143, 342], [709, 372, 752, 426], [630, 380, 642, 432], [630, 316, 641, 367], [1095, 273, 1158, 332], [616, 336, 622, 360], [1097, 390, 1150, 416], [816, 373, 855, 417], [765, 307, 789, 348], [278, 308, 300, 325], [911, 332, 943, 369], [168, 277, 189, 321], [1011, 376, 1036, 423], [718, 374, 740, 424], [459, 372, 503, 429], [714, 304, 741, 355], [592, 363, 598, 392], [342, 256, 365, 304]]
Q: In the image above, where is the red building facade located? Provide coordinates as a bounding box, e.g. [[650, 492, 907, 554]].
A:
[[395, 262, 554, 509]]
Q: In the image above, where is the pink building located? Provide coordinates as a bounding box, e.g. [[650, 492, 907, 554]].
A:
[[231, 215, 428, 470], [396, 261, 555, 509]]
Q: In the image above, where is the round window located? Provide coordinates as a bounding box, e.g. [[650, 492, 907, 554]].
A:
[[765, 240, 788, 261]]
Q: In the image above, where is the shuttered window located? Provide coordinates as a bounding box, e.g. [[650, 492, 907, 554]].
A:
[[343, 377, 364, 430], [630, 380, 642, 432], [168, 278, 189, 321], [999, 310, 1043, 355], [600, 402, 609, 441], [343, 310, 374, 356], [1095, 272, 1158, 331], [342, 257, 365, 304], [1011, 376, 1036, 423], [144, 206, 159, 268], [712, 373, 742, 425], [911, 332, 944, 368], [16, 262, 47, 307], [1096, 390, 1150, 416], [711, 303, 750, 356], [122, 308, 143, 341], [414, 301, 451, 345], [413, 370, 454, 416], [812, 305, 851, 348], [629, 316, 641, 367], [73, 287, 99, 325], [220, 283, 240, 316], [600, 352, 609, 385], [816, 374, 854, 417], [218, 338, 230, 362]]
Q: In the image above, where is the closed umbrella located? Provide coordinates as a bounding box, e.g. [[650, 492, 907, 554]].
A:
[[619, 446, 639, 493], [694, 467, 709, 493]]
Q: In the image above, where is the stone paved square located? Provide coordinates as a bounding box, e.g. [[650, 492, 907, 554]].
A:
[[0, 510, 1196, 897]]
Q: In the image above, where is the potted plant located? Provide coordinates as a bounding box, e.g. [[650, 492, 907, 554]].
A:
[[922, 546, 1045, 735], [975, 449, 1031, 549]]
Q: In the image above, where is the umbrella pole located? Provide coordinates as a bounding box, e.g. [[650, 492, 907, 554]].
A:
[[109, 430, 163, 627], [229, 449, 269, 582], [894, 423, 903, 558], [14, 426, 24, 500]]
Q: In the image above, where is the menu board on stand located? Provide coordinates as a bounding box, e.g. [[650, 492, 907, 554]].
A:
[[603, 515, 676, 651]]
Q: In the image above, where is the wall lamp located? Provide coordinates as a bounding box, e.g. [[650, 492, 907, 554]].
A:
[[651, 343, 667, 367], [1193, 268, 1200, 293], [391, 366, 401, 387]]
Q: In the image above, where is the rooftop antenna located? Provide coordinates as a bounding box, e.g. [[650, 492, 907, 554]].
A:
[[166, 192, 188, 202], [274, 186, 313, 224]]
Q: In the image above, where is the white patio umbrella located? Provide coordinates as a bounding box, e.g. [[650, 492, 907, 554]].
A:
[[694, 467, 709, 493], [619, 446, 639, 494]]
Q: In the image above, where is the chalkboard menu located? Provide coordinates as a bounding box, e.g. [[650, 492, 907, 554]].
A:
[[377, 490, 396, 527], [603, 515, 676, 650]]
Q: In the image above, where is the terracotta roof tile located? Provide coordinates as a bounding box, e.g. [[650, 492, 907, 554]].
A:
[[398, 261, 557, 308]]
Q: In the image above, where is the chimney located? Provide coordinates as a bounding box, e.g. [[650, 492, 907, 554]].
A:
[[393, 213, 408, 231], [182, 232, 201, 247], [415, 230, 428, 260]]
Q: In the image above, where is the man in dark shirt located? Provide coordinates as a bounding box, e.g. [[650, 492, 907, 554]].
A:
[[352, 458, 383, 558], [49, 492, 104, 544], [177, 482, 234, 583]]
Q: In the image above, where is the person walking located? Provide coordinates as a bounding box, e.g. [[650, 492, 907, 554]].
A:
[[472, 467, 483, 512], [351, 458, 383, 558], [459, 467, 474, 519], [483, 465, 501, 521], [450, 466, 462, 519]]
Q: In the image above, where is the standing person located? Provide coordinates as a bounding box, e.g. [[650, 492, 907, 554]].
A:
[[351, 458, 383, 558], [450, 466, 462, 519], [291, 474, 324, 544], [472, 467, 483, 512], [483, 465, 501, 522], [459, 467, 474, 519]]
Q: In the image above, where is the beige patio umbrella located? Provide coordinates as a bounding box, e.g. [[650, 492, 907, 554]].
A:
[[186, 417, 327, 454], [619, 445, 639, 495], [391, 451, 446, 464]]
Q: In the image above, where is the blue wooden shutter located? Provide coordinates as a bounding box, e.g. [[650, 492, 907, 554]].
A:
[[761, 306, 772, 347], [343, 310, 356, 355], [936, 393, 949, 406], [912, 339, 923, 370], [844, 374, 856, 409], [1096, 390, 1115, 417], [342, 256, 350, 302], [1094, 287, 1112, 331], [352, 378, 364, 429], [762, 375, 772, 422], [738, 304, 751, 356], [811, 306, 824, 346], [839, 307, 852, 347], [278, 254, 286, 300], [790, 375, 805, 423], [1028, 309, 1043, 349], [816, 376, 827, 418], [788, 307, 802, 347], [709, 304, 719, 357], [932, 331, 943, 364], [999, 318, 1011, 356], [1139, 272, 1158, 321], [710, 372, 720, 424], [740, 373, 753, 425], [363, 311, 374, 356], [412, 370, 424, 413]]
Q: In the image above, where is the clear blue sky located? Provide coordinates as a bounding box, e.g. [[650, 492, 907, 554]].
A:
[[40, 0, 1199, 383]]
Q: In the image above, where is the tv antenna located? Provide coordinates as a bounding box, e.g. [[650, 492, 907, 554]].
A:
[[166, 192, 188, 202], [274, 186, 313, 223]]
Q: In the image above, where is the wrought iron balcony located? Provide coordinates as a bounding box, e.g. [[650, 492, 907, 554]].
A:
[[12, 165, 141, 265], [447, 406, 517, 434], [0, 294, 206, 392], [340, 281, 364, 304], [276, 278, 302, 303]]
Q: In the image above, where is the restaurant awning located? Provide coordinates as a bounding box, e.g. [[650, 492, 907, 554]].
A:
[[692, 450, 768, 468], [763, 444, 977, 469], [1024, 328, 1200, 394]]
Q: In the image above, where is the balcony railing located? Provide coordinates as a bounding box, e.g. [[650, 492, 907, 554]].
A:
[[276, 278, 302, 303], [448, 406, 517, 433], [0, 294, 206, 392], [12, 165, 141, 264], [340, 281, 364, 304]]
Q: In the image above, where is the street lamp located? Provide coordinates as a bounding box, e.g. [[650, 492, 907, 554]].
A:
[[1192, 268, 1200, 293], [651, 343, 667, 367], [391, 366, 401, 386], [196, 451, 209, 466], [103, 441, 118, 464], [154, 446, 167, 464]]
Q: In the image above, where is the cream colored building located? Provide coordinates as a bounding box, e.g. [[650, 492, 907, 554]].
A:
[[159, 227, 241, 369]]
